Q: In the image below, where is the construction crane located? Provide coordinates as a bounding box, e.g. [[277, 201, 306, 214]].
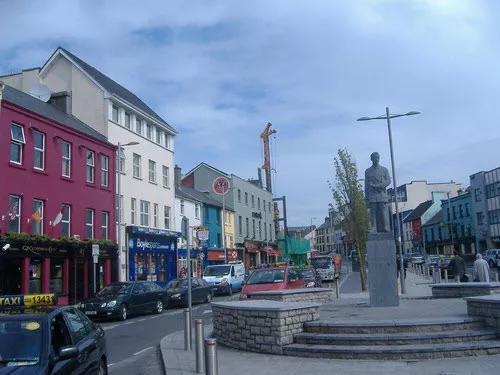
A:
[[260, 122, 276, 193]]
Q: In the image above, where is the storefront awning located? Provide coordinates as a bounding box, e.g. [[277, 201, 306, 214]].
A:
[[267, 250, 282, 257], [207, 252, 226, 261], [246, 249, 259, 253]]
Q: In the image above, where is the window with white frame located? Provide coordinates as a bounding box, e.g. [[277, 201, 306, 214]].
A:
[[125, 112, 131, 129], [195, 204, 200, 218], [31, 199, 44, 235], [164, 133, 169, 148], [246, 218, 249, 237], [252, 219, 256, 238], [148, 160, 156, 183], [86, 150, 95, 183], [10, 124, 25, 164], [258, 221, 262, 239], [133, 153, 141, 178], [136, 119, 142, 135], [156, 128, 162, 144], [162, 166, 169, 188], [85, 208, 94, 239], [101, 154, 109, 187], [118, 148, 125, 174], [238, 216, 242, 235], [8, 195, 21, 233], [258, 197, 261, 210], [180, 200, 185, 215], [111, 105, 119, 122], [131, 198, 136, 225], [33, 130, 45, 170], [237, 189, 241, 202], [140, 200, 150, 226], [154, 204, 159, 227], [101, 212, 109, 239], [61, 205, 70, 238], [146, 124, 153, 139], [251, 195, 255, 208], [245, 192, 248, 205], [164, 206, 171, 229], [62, 141, 71, 177]]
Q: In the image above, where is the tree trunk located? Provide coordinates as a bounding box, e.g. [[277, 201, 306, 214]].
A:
[[359, 257, 368, 291]]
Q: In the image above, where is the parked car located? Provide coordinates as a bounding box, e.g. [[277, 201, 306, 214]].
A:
[[439, 257, 454, 278], [296, 267, 322, 288], [404, 252, 424, 264], [0, 294, 107, 373], [165, 277, 214, 307], [425, 256, 441, 275], [240, 266, 305, 300], [78, 281, 167, 321], [482, 249, 500, 268], [202, 261, 245, 295]]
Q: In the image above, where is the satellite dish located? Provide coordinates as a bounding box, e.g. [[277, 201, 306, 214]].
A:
[[29, 83, 51, 102]]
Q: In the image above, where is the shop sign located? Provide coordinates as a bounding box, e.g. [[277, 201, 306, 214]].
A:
[[252, 212, 262, 219], [128, 236, 173, 251], [22, 245, 57, 253], [128, 225, 181, 238], [245, 240, 259, 250]]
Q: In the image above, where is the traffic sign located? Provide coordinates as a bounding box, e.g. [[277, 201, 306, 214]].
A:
[[213, 176, 230, 195], [92, 244, 99, 256], [93, 255, 99, 264]]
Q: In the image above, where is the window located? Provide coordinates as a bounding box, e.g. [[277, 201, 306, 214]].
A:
[[136, 119, 142, 135], [101, 212, 109, 239], [33, 130, 45, 170], [148, 160, 156, 183], [8, 195, 21, 233], [465, 203, 470, 216], [133, 153, 141, 178], [86, 150, 95, 183], [238, 216, 243, 234], [31, 199, 44, 235], [146, 124, 153, 139], [238, 189, 241, 202], [252, 219, 256, 238], [204, 207, 209, 223], [477, 212, 484, 225], [62, 141, 71, 177], [216, 209, 220, 225], [475, 189, 482, 202], [112, 105, 119, 122], [180, 200, 185, 215], [125, 112, 131, 129], [264, 223, 267, 240], [164, 206, 171, 229], [252, 195, 255, 208], [140, 200, 150, 226], [131, 198, 136, 225], [245, 192, 248, 205], [162, 166, 169, 187], [100, 155, 109, 187], [50, 259, 64, 293], [156, 128, 162, 144], [164, 133, 170, 148], [452, 206, 457, 220], [263, 200, 266, 212], [195, 204, 200, 219], [85, 209, 94, 239], [64, 309, 90, 344], [269, 202, 271, 213], [118, 148, 125, 173], [459, 204, 463, 218], [61, 205, 70, 238], [258, 221, 262, 239], [258, 198, 261, 210], [246, 218, 249, 237], [10, 124, 26, 164], [154, 204, 159, 227]]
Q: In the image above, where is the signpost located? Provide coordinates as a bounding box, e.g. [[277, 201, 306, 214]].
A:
[[181, 216, 192, 348], [92, 244, 99, 295], [213, 177, 230, 262]]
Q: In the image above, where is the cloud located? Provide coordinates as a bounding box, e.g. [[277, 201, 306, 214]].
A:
[[1, 0, 499, 226]]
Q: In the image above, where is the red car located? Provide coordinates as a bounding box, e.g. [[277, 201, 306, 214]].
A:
[[239, 266, 305, 300]]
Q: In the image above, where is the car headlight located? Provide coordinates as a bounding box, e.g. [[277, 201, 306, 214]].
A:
[[220, 278, 229, 285], [306, 282, 315, 288], [239, 294, 248, 299], [75, 302, 82, 308], [171, 293, 181, 298], [100, 302, 107, 308], [107, 300, 117, 307]]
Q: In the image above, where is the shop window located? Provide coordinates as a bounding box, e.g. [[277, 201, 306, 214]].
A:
[[29, 259, 42, 294], [134, 253, 147, 280], [158, 254, 166, 282], [8, 195, 21, 233], [148, 254, 156, 282], [50, 259, 64, 293]]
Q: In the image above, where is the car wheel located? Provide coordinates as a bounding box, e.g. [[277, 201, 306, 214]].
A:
[[155, 300, 163, 314], [205, 293, 212, 303], [228, 285, 233, 296], [118, 304, 127, 321], [98, 358, 107, 375]]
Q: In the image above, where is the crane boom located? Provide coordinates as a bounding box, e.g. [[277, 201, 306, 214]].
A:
[[260, 122, 276, 193]]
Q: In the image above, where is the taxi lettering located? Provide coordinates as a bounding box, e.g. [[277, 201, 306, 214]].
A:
[[0, 296, 21, 306], [0, 294, 56, 307]]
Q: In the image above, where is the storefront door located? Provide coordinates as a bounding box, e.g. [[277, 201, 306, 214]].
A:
[[0, 258, 21, 295]]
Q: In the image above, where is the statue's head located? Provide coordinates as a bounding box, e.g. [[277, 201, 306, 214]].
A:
[[370, 152, 380, 165]]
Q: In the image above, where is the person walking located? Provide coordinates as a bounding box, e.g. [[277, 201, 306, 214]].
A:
[[449, 251, 466, 283], [473, 253, 490, 282]]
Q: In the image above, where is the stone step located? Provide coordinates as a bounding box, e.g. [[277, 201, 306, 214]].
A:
[[294, 328, 499, 345], [303, 317, 484, 334], [283, 340, 500, 360]]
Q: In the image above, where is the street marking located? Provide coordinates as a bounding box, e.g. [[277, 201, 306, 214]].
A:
[[133, 346, 154, 356], [203, 310, 211, 314], [103, 325, 118, 331], [124, 321, 133, 324], [107, 363, 115, 367], [137, 318, 147, 321]]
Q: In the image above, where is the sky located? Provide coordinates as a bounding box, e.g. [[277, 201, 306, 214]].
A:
[[2, 0, 500, 227]]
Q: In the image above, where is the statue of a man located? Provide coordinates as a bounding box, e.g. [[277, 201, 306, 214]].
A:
[[365, 152, 391, 233]]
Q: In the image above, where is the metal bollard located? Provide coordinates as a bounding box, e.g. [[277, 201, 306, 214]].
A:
[[335, 276, 340, 298], [184, 308, 191, 351], [495, 271, 499, 283], [204, 338, 218, 375], [195, 319, 204, 373], [444, 269, 449, 283]]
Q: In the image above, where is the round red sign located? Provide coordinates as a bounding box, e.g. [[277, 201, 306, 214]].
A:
[[213, 177, 230, 195]]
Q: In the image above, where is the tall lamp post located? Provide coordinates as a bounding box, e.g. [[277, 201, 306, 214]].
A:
[[357, 107, 420, 294], [117, 141, 139, 282]]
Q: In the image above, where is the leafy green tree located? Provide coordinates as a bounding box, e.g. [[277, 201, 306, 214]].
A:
[[328, 148, 370, 291]]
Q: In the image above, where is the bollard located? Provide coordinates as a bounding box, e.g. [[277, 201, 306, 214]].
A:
[[205, 338, 218, 375], [184, 308, 191, 351], [495, 271, 499, 283], [335, 275, 340, 298], [444, 269, 449, 283], [195, 319, 204, 373]]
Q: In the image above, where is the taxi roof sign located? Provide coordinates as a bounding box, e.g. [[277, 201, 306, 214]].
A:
[[0, 294, 57, 307]]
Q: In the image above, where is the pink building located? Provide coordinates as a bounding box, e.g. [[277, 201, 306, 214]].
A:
[[0, 83, 117, 304]]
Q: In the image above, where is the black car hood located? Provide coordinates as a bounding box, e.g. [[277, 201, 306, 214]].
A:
[[82, 294, 125, 303], [0, 364, 44, 374]]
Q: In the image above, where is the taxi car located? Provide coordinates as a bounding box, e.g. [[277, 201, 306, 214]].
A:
[[239, 265, 305, 300], [0, 294, 107, 374]]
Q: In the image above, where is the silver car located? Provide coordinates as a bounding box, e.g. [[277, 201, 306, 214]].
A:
[[482, 249, 500, 268]]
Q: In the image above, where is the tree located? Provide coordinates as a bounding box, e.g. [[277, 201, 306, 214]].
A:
[[328, 148, 370, 291]]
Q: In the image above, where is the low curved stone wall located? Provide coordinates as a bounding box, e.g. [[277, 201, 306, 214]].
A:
[[212, 300, 320, 354], [247, 288, 334, 304], [466, 295, 500, 328], [430, 283, 500, 298]]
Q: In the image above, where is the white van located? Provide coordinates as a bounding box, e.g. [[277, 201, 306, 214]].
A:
[[203, 261, 245, 295]]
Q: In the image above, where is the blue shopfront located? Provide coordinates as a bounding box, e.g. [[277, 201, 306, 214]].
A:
[[126, 226, 181, 287]]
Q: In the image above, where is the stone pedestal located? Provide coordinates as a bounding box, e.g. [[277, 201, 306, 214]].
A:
[[367, 232, 399, 307]]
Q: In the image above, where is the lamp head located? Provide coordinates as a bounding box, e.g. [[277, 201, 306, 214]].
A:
[[405, 111, 421, 116], [357, 117, 372, 121]]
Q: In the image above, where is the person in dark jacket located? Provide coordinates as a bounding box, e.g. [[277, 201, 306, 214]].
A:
[[449, 251, 466, 282]]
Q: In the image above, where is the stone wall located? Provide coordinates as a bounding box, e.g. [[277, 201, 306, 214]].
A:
[[431, 283, 500, 298], [212, 300, 320, 354], [248, 288, 333, 304], [466, 295, 500, 328]]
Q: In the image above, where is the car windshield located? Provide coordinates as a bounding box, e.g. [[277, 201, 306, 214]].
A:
[[204, 266, 231, 276], [0, 318, 42, 365], [297, 269, 314, 278], [167, 279, 189, 289], [97, 283, 132, 296], [427, 257, 440, 263], [246, 269, 285, 285], [310, 257, 333, 269], [440, 258, 452, 265]]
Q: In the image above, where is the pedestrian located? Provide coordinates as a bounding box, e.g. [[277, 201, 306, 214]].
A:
[[473, 253, 490, 282], [449, 251, 466, 283]]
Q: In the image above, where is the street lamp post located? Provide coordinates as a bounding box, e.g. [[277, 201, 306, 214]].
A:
[[117, 141, 139, 282], [357, 107, 420, 294]]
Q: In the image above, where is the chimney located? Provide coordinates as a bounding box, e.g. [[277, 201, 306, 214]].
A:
[[174, 165, 182, 188], [48, 91, 72, 114]]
